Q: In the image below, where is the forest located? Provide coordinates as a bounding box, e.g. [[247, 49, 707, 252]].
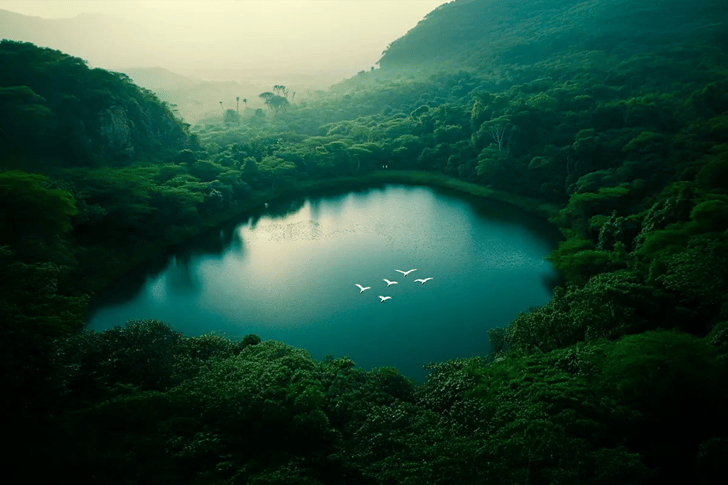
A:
[[1, 0, 728, 483]]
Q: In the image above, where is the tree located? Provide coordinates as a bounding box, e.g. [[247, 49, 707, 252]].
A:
[[268, 95, 289, 114], [485, 116, 514, 152], [273, 85, 289, 98], [0, 170, 77, 259], [223, 109, 238, 124], [257, 155, 296, 188], [259, 92, 275, 103]]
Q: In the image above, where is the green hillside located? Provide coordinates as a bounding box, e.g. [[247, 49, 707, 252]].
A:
[[378, 0, 728, 74], [0, 40, 190, 168]]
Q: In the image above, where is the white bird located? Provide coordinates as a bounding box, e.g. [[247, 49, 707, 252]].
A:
[[355, 284, 371, 293], [414, 277, 434, 285], [379, 295, 392, 303], [396, 269, 417, 278], [383, 279, 399, 287]]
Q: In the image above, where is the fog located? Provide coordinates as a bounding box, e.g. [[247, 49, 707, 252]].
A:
[[0, 0, 450, 80]]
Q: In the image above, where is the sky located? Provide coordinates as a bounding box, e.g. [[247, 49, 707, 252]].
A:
[[0, 0, 451, 76]]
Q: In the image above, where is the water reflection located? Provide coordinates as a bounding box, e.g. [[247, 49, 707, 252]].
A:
[[164, 256, 200, 295], [264, 196, 307, 220]]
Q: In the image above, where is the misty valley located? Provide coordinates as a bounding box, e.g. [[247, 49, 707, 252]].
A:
[[2, 0, 728, 484]]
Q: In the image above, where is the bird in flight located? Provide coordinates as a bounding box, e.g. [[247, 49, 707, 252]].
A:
[[383, 279, 399, 287], [414, 277, 434, 285], [396, 269, 417, 277], [355, 284, 371, 293], [379, 295, 392, 303]]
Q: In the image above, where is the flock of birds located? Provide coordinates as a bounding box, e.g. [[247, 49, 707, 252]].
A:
[[355, 269, 434, 303]]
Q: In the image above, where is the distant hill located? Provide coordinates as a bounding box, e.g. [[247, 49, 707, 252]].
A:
[[116, 68, 269, 124], [378, 0, 728, 73], [117, 68, 339, 125], [0, 9, 162, 69], [118, 67, 201, 93]]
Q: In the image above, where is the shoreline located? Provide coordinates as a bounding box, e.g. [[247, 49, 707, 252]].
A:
[[81, 170, 563, 297]]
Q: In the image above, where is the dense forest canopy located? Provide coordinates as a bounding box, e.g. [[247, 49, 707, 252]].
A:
[[2, 0, 728, 482]]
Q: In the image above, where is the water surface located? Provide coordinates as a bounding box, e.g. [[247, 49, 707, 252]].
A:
[[88, 185, 560, 381]]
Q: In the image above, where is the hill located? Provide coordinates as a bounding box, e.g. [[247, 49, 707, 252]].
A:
[[0, 40, 190, 167], [378, 0, 728, 74], [118, 67, 201, 93]]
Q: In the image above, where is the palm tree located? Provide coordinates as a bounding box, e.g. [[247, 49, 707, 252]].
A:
[[219, 101, 224, 112], [243, 98, 247, 109], [236, 96, 240, 114]]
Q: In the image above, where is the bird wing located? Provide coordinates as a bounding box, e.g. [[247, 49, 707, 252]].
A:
[[355, 284, 363, 290], [395, 270, 405, 275]]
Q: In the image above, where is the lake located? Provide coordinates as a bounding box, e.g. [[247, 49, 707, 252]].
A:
[[87, 184, 561, 381]]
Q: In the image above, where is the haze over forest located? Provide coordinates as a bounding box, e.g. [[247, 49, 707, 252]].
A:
[[0, 0, 450, 122], [0, 0, 449, 79]]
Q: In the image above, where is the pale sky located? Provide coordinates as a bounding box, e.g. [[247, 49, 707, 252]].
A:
[[0, 0, 451, 75]]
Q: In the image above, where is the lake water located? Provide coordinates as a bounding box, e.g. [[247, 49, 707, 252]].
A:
[[87, 185, 561, 381]]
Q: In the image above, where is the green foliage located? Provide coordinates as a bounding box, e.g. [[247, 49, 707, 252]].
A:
[[468, 344, 652, 484], [0, 170, 77, 260], [508, 271, 667, 353], [0, 85, 55, 161], [558, 185, 631, 237], [598, 331, 728, 473], [690, 199, 728, 231], [546, 235, 624, 284], [706, 322, 728, 364], [696, 150, 728, 190], [648, 233, 728, 333], [190, 159, 224, 182]]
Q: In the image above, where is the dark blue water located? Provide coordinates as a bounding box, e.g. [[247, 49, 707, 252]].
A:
[[88, 185, 560, 381]]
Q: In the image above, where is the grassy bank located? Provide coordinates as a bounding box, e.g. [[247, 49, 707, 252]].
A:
[[339, 170, 562, 220]]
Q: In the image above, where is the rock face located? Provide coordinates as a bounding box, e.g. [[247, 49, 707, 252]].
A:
[[98, 105, 134, 157], [95, 102, 188, 161], [81, 95, 189, 164]]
